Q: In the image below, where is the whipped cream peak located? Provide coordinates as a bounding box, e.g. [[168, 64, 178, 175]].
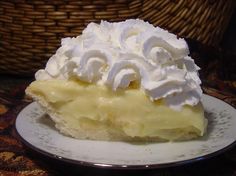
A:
[[35, 19, 202, 109], [75, 48, 113, 83]]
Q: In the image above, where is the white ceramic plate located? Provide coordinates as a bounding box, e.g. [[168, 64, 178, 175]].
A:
[[15, 94, 236, 169]]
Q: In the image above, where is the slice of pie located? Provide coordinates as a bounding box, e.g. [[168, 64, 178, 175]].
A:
[[26, 19, 207, 141]]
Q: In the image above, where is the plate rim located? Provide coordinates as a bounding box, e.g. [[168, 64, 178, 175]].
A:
[[15, 94, 236, 170]]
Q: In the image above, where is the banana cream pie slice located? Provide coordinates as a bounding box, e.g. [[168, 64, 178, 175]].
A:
[[26, 19, 207, 141]]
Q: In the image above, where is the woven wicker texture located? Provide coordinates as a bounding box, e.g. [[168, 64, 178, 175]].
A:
[[0, 0, 235, 75]]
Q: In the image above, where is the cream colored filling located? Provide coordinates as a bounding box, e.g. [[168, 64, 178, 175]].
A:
[[26, 79, 207, 140]]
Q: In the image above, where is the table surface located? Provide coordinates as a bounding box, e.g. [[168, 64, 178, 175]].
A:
[[0, 75, 235, 176]]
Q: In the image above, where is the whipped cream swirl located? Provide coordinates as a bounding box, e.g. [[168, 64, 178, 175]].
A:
[[36, 19, 202, 110]]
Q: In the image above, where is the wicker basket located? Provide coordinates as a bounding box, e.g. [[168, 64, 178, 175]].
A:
[[0, 0, 235, 75]]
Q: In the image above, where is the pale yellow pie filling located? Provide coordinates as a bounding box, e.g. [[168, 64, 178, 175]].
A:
[[26, 79, 207, 141]]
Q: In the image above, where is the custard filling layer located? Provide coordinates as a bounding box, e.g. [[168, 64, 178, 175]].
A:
[[26, 79, 206, 140]]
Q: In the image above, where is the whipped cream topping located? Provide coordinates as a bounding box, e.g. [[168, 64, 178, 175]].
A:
[[36, 19, 202, 110]]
